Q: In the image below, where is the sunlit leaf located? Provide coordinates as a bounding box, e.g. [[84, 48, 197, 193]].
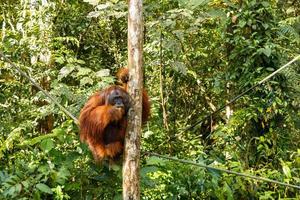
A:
[[96, 3, 111, 10], [96, 69, 110, 77], [59, 66, 75, 79], [36, 183, 53, 194], [282, 165, 291, 178], [87, 11, 100, 18], [80, 77, 94, 86], [40, 139, 54, 153], [83, 0, 99, 6]]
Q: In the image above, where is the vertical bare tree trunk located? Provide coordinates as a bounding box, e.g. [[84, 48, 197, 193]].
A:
[[159, 32, 169, 130], [122, 0, 143, 199], [225, 83, 232, 123]]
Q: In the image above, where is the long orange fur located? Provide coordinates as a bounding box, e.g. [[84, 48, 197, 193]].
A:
[[116, 67, 151, 123], [79, 68, 150, 161]]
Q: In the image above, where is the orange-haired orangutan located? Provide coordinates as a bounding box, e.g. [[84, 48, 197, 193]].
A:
[[116, 67, 150, 123], [79, 68, 150, 161]]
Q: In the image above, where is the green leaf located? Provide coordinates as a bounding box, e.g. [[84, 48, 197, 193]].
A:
[[96, 69, 110, 77], [110, 164, 121, 171], [223, 182, 233, 200], [282, 165, 291, 178], [77, 59, 86, 64], [179, 0, 209, 8], [143, 130, 154, 139], [15, 183, 22, 193], [77, 67, 92, 76], [6, 186, 16, 197], [40, 139, 54, 153], [83, 0, 100, 6], [146, 156, 165, 166], [36, 183, 53, 194], [87, 11, 100, 18], [80, 77, 94, 86], [55, 56, 65, 64], [261, 1, 270, 7], [21, 180, 29, 189], [19, 133, 57, 147], [239, 20, 246, 28], [96, 3, 111, 10], [0, 128, 22, 159], [59, 65, 75, 79], [262, 47, 272, 57], [53, 167, 71, 184], [207, 9, 226, 18], [53, 128, 65, 138], [113, 194, 122, 200], [262, 23, 269, 29], [171, 61, 187, 75], [141, 166, 159, 176]]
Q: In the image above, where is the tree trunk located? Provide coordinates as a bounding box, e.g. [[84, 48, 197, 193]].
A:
[[159, 32, 169, 130], [122, 0, 143, 199]]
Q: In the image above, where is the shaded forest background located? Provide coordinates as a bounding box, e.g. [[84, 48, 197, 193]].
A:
[[0, 0, 300, 199]]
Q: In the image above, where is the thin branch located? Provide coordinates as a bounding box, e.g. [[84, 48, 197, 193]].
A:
[[146, 152, 300, 190], [0, 52, 79, 124]]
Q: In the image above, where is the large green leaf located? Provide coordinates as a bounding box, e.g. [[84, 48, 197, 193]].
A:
[[36, 183, 53, 194], [40, 139, 54, 153]]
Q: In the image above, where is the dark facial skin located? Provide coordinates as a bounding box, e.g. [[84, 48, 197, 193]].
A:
[[107, 89, 130, 112]]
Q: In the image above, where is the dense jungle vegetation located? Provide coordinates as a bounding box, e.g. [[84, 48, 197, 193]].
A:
[[0, 0, 300, 199]]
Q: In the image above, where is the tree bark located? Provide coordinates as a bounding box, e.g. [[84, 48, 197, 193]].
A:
[[122, 0, 143, 199]]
